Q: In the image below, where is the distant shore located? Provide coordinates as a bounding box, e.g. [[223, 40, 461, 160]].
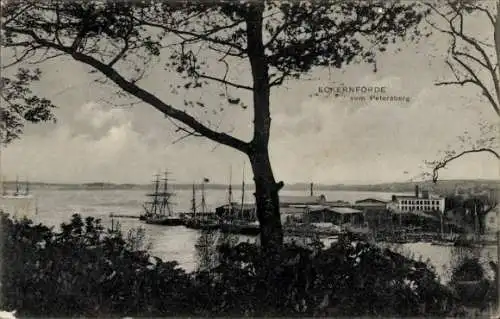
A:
[[2, 179, 498, 194]]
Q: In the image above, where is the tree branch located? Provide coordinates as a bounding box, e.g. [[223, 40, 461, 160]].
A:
[[135, 17, 246, 54], [196, 73, 253, 91], [2, 26, 250, 153], [426, 1, 500, 117], [431, 148, 500, 183]]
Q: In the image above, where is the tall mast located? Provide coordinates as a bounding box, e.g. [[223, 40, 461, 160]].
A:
[[161, 170, 170, 216], [15, 175, 19, 195], [201, 179, 206, 216], [228, 166, 233, 204], [191, 183, 197, 217], [240, 162, 245, 219], [228, 166, 233, 216], [152, 174, 160, 215]]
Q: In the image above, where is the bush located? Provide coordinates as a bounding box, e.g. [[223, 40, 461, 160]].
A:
[[0, 212, 463, 317], [0, 212, 193, 317], [450, 257, 497, 309], [204, 238, 457, 317]]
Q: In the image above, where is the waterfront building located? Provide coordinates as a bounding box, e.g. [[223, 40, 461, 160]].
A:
[[279, 195, 327, 206], [217, 194, 329, 223], [388, 185, 445, 214], [306, 206, 364, 227], [353, 198, 390, 229], [325, 199, 352, 207], [281, 206, 308, 224], [353, 198, 387, 211]]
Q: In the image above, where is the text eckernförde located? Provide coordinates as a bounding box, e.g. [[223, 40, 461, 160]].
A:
[[319, 86, 387, 94]]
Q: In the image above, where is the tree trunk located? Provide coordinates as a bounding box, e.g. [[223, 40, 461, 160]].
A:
[[245, 1, 284, 258], [249, 149, 284, 256]]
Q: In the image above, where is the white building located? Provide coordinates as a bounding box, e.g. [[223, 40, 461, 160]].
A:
[[387, 185, 445, 213]]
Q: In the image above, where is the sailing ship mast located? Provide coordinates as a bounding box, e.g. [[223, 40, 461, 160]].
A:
[[201, 178, 207, 218], [15, 175, 19, 196], [159, 170, 173, 217], [151, 174, 160, 216], [191, 183, 197, 218], [228, 166, 233, 217], [240, 163, 245, 220]]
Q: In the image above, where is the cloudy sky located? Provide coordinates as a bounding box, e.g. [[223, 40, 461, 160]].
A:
[[2, 4, 499, 185]]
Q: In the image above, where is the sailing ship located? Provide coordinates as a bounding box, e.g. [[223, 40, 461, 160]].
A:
[[140, 171, 183, 226], [0, 118, 37, 218], [220, 164, 260, 236], [184, 178, 220, 230]]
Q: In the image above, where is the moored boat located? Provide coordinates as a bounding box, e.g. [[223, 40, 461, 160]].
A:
[[140, 171, 182, 226], [220, 221, 260, 235]]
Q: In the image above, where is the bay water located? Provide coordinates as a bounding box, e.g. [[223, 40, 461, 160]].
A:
[[12, 187, 497, 282]]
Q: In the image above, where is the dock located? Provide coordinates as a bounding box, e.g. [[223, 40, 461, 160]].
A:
[[109, 213, 140, 219]]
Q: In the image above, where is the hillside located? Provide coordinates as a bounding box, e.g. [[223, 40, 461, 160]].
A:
[[3, 179, 499, 195]]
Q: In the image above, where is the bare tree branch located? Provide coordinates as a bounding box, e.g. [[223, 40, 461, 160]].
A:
[[425, 1, 500, 117], [431, 147, 500, 183], [2, 25, 250, 153], [134, 17, 247, 54]]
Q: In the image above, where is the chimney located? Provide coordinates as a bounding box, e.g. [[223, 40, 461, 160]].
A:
[[310, 182, 314, 196], [415, 185, 419, 198]]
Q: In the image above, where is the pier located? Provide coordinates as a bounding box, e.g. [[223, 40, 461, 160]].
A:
[[109, 213, 141, 219]]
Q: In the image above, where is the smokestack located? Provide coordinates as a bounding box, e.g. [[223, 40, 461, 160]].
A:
[[415, 185, 419, 198], [310, 182, 313, 196]]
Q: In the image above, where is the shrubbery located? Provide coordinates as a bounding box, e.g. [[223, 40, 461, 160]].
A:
[[0, 212, 476, 317], [450, 257, 497, 309]]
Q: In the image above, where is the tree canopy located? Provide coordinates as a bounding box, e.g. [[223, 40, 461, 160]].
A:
[[1, 0, 428, 253], [422, 0, 500, 182], [1, 0, 426, 149]]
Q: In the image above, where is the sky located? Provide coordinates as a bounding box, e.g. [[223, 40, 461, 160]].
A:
[[2, 3, 499, 185]]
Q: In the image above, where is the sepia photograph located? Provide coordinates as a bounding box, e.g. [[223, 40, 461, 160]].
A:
[[0, 0, 499, 317]]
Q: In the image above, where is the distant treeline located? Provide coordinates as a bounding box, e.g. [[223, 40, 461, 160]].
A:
[[4, 179, 499, 195]]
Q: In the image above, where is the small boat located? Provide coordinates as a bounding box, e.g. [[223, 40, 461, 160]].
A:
[[431, 239, 455, 246], [186, 218, 220, 230], [183, 179, 220, 230], [140, 171, 183, 226], [220, 220, 260, 235], [453, 239, 484, 248], [219, 164, 260, 236]]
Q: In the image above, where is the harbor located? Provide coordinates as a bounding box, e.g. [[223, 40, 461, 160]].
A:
[[117, 173, 498, 252]]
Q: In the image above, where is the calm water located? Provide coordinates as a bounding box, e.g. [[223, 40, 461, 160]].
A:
[[12, 188, 498, 282]]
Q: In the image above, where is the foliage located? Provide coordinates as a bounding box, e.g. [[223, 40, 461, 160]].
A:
[[0, 68, 56, 144], [422, 0, 500, 182], [0, 212, 193, 317], [445, 195, 496, 234], [449, 257, 497, 309], [0, 212, 465, 317], [1, 0, 430, 252]]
